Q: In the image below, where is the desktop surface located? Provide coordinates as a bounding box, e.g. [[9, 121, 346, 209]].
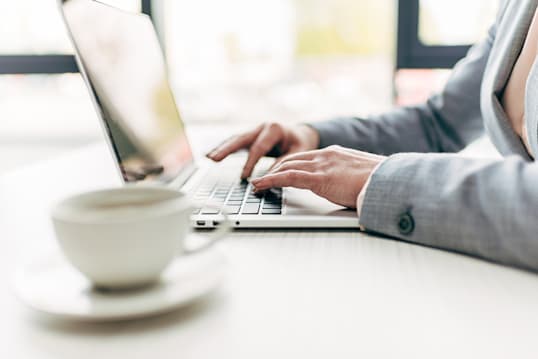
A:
[[1, 129, 538, 358]]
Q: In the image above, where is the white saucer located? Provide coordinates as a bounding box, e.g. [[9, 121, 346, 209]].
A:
[[12, 246, 226, 322]]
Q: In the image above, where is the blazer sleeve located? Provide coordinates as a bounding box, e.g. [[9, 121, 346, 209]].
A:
[[309, 24, 498, 155], [359, 153, 538, 272]]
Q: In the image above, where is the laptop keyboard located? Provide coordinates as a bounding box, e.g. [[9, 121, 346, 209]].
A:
[[192, 180, 282, 216]]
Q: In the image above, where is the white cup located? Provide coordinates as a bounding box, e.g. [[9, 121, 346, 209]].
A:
[[51, 186, 228, 290]]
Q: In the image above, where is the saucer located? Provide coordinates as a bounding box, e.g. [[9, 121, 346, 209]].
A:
[[12, 245, 226, 322]]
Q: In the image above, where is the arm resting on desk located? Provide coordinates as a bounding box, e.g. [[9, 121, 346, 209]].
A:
[[359, 154, 538, 272]]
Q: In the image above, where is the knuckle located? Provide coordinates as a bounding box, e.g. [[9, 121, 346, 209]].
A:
[[326, 145, 342, 156], [251, 143, 266, 155], [253, 146, 270, 157], [279, 162, 293, 171], [268, 122, 281, 131], [268, 122, 284, 137], [224, 135, 239, 146], [288, 171, 300, 181], [243, 161, 254, 171], [239, 132, 252, 140], [279, 154, 292, 163]]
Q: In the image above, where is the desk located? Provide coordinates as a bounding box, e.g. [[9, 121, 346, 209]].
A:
[[1, 136, 538, 358]]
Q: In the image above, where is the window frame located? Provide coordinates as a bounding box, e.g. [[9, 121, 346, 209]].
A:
[[2, 1, 476, 73], [0, 0, 153, 74], [397, 0, 471, 69]]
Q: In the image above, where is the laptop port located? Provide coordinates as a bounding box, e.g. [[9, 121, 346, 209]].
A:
[[196, 220, 206, 226], [212, 221, 220, 226]]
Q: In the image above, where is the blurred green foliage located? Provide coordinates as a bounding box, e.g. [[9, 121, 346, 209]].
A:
[[294, 0, 395, 56]]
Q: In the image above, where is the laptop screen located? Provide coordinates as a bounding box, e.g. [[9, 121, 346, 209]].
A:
[[61, 0, 194, 183]]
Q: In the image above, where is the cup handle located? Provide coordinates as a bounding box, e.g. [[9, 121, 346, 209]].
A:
[[183, 201, 230, 255]]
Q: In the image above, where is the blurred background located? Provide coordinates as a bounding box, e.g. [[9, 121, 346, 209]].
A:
[[0, 0, 497, 173]]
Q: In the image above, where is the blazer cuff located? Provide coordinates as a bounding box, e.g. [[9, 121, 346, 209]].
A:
[[309, 120, 343, 149], [358, 153, 424, 238], [308, 118, 364, 149]]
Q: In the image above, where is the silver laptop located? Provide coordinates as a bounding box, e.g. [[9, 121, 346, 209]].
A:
[[59, 0, 359, 229]]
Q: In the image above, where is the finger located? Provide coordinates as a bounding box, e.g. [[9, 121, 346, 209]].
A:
[[334, 146, 382, 160], [206, 135, 250, 161], [241, 124, 283, 179], [207, 125, 263, 161], [270, 149, 323, 170], [268, 160, 316, 175], [268, 155, 285, 172], [251, 170, 316, 191]]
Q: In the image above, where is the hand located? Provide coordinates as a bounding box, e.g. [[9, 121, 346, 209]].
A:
[[206, 123, 320, 179], [251, 145, 386, 208]]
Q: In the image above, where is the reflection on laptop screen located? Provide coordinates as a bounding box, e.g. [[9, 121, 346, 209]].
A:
[[61, 0, 193, 183]]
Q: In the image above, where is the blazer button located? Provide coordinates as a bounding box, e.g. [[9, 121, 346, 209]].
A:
[[398, 212, 415, 235]]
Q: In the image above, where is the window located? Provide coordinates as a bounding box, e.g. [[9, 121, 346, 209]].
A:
[[0, 0, 497, 171], [397, 0, 497, 70], [160, 0, 396, 124], [0, 0, 146, 74], [419, 0, 497, 46], [395, 0, 498, 105], [0, 0, 149, 172]]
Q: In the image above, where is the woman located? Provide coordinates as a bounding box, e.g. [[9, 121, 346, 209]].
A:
[[207, 0, 538, 272]]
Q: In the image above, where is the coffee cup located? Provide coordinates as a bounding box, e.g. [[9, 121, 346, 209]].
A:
[[51, 186, 228, 290]]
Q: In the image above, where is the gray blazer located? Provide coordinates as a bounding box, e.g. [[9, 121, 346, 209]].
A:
[[310, 0, 538, 272]]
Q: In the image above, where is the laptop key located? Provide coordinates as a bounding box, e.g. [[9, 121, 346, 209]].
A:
[[264, 193, 281, 200], [263, 203, 281, 209], [241, 203, 260, 214], [226, 198, 243, 203], [262, 208, 282, 215], [223, 206, 241, 214], [264, 201, 282, 207]]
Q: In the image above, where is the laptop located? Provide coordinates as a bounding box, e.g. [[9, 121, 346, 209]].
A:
[[59, 0, 360, 229]]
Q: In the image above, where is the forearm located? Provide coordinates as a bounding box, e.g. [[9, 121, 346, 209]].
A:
[[310, 100, 482, 155], [359, 154, 538, 272]]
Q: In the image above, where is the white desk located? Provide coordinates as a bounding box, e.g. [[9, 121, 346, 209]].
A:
[[1, 138, 538, 358]]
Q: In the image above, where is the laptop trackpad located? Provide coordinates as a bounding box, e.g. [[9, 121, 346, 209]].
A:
[[284, 188, 357, 218]]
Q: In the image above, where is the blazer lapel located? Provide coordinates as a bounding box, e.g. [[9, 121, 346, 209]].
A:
[[481, 0, 537, 158]]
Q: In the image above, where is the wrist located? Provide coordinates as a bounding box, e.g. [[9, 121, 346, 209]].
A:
[[356, 158, 386, 217]]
